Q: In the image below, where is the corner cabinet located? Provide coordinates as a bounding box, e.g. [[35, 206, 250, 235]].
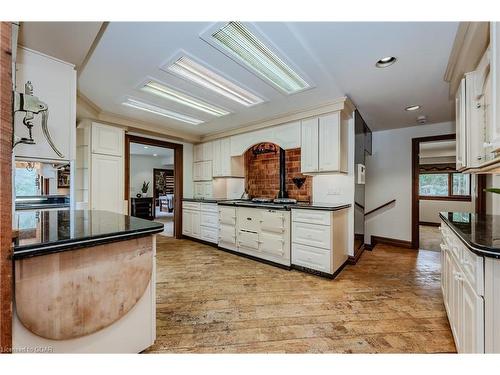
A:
[[300, 112, 348, 174]]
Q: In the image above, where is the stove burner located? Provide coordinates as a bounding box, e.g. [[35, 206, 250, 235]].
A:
[[251, 197, 273, 203]]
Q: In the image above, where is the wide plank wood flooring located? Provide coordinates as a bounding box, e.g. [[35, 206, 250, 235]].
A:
[[145, 236, 456, 353]]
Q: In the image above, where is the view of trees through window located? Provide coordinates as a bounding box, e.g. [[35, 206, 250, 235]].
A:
[[419, 172, 470, 198], [15, 167, 39, 196]]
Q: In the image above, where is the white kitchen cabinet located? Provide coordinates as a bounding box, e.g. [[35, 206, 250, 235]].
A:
[[182, 208, 201, 239], [91, 153, 124, 214], [291, 208, 348, 276], [193, 160, 212, 181], [440, 220, 485, 353], [212, 138, 244, 177], [300, 112, 348, 174], [485, 257, 500, 353], [91, 123, 124, 157], [193, 142, 213, 162], [14, 47, 76, 161], [193, 181, 213, 199], [300, 117, 319, 173], [489, 22, 500, 153], [456, 78, 467, 171]]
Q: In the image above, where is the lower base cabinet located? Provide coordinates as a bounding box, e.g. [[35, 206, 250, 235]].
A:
[[291, 208, 348, 276], [440, 220, 484, 353], [182, 201, 218, 243]]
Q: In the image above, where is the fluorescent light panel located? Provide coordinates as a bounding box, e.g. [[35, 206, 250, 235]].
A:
[[167, 56, 263, 106], [211, 22, 310, 94], [142, 80, 230, 117], [122, 98, 203, 125]]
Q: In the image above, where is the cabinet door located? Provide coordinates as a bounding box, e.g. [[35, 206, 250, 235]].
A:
[[14, 48, 75, 161], [203, 182, 213, 198], [202, 142, 213, 161], [202, 161, 213, 181], [212, 140, 221, 177], [192, 211, 201, 238], [221, 138, 231, 176], [194, 144, 203, 162], [300, 118, 319, 173], [182, 209, 192, 235], [489, 22, 500, 152], [259, 232, 286, 259], [193, 182, 204, 198], [462, 278, 485, 353], [91, 154, 124, 213], [456, 78, 467, 170], [450, 257, 463, 352], [193, 162, 202, 181], [91, 123, 124, 157], [318, 112, 342, 172]]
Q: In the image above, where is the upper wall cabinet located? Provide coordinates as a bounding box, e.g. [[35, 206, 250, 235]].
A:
[[14, 47, 76, 161], [213, 138, 244, 178], [300, 112, 348, 174], [488, 23, 500, 155], [194, 142, 213, 162], [456, 78, 467, 171], [91, 123, 124, 156]]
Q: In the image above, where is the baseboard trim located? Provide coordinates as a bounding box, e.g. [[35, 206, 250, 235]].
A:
[[291, 259, 348, 280], [370, 235, 413, 249], [348, 244, 366, 264], [419, 221, 441, 227]]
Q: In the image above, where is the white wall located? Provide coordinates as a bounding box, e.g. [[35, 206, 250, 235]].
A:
[[130, 154, 172, 197], [365, 121, 455, 244], [312, 117, 355, 256], [127, 132, 193, 199], [420, 199, 473, 224]]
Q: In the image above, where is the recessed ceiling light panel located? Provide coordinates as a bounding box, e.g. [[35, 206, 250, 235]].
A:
[[122, 98, 204, 125], [405, 105, 421, 111], [164, 55, 264, 107], [210, 22, 310, 94], [141, 80, 230, 117], [375, 56, 397, 68]]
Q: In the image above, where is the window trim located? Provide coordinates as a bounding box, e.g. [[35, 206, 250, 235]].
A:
[[418, 171, 471, 202]]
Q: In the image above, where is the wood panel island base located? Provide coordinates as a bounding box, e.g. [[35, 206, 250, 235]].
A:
[[12, 209, 163, 353]]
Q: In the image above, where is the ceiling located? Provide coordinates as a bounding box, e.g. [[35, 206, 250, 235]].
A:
[[130, 143, 174, 159], [19, 22, 103, 68], [26, 22, 458, 137]]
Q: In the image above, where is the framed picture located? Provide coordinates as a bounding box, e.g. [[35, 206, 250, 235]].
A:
[[57, 169, 70, 188]]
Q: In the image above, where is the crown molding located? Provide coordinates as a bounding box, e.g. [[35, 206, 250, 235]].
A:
[[200, 96, 355, 142], [444, 22, 489, 98]]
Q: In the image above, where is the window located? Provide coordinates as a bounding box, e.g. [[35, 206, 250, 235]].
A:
[[419, 172, 471, 201], [15, 166, 39, 196]]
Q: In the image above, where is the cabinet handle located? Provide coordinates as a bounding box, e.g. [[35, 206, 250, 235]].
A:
[[440, 243, 448, 251]]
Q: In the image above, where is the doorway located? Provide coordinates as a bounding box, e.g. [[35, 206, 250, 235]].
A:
[[411, 134, 485, 250], [125, 135, 183, 238]]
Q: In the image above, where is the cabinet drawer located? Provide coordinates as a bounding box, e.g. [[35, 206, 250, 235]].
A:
[[201, 226, 218, 244], [261, 210, 286, 233], [219, 207, 236, 226], [292, 243, 331, 273], [238, 230, 259, 250], [201, 203, 218, 213], [183, 201, 201, 211], [461, 246, 484, 296], [201, 211, 218, 228], [292, 221, 331, 250], [292, 209, 331, 226]]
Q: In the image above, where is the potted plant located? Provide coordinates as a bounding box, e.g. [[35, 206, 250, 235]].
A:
[[141, 181, 150, 197]]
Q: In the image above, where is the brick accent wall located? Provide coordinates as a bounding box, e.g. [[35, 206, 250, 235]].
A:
[[244, 144, 312, 202]]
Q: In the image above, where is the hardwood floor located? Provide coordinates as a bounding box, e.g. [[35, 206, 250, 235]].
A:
[[145, 236, 456, 353]]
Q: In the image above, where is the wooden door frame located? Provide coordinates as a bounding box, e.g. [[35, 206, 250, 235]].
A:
[[0, 21, 12, 353], [411, 133, 484, 249], [125, 134, 183, 238]]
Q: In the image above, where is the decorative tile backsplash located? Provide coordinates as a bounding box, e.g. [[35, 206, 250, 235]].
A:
[[244, 144, 312, 202]]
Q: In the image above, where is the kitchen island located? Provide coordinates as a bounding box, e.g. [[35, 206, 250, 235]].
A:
[[12, 209, 163, 353]]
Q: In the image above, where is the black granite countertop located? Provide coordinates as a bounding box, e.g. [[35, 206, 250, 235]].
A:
[[13, 209, 164, 260], [439, 212, 500, 258], [183, 198, 229, 203], [218, 200, 351, 211]]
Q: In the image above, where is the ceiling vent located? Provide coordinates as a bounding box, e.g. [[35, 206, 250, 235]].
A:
[[416, 115, 427, 125]]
